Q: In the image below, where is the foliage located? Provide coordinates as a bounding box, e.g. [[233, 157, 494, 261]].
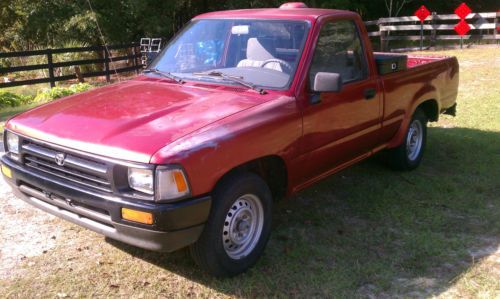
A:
[[70, 83, 94, 93], [1, 46, 49, 81], [1, 0, 499, 52], [33, 83, 93, 102], [383, 0, 413, 17], [0, 91, 32, 108], [53, 41, 102, 76], [0, 83, 93, 109]]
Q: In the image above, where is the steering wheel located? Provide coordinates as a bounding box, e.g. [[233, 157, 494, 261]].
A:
[[261, 59, 293, 73]]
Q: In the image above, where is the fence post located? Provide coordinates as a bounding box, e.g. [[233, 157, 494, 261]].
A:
[[74, 66, 84, 83], [132, 46, 139, 74], [379, 19, 385, 51], [494, 13, 498, 44], [47, 49, 55, 88], [104, 49, 111, 83], [431, 12, 437, 49]]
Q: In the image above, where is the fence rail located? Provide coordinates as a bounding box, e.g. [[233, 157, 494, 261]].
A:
[[365, 12, 500, 51], [0, 44, 142, 89]]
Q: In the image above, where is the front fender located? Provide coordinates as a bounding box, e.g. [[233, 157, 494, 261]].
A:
[[150, 96, 302, 197]]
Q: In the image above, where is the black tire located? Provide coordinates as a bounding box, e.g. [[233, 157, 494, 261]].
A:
[[189, 172, 273, 277], [386, 108, 428, 171]]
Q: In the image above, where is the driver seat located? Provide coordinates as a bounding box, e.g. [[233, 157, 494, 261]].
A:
[[237, 38, 283, 72]]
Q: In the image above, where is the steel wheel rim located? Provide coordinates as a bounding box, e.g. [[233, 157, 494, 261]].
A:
[[222, 194, 264, 260], [406, 119, 423, 161]]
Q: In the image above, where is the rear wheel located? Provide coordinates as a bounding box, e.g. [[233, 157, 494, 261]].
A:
[[189, 172, 272, 277], [386, 108, 428, 170]]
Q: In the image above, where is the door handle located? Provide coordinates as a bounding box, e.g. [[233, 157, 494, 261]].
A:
[[364, 88, 377, 100]]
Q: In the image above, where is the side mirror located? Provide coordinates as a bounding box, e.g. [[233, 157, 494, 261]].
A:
[[313, 72, 342, 93]]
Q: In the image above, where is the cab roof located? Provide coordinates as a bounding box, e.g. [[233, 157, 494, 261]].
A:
[[194, 8, 357, 22]]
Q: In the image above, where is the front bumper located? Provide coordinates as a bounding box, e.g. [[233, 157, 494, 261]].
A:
[[1, 155, 211, 252]]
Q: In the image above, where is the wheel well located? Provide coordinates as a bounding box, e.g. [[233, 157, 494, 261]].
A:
[[215, 156, 288, 201], [418, 99, 439, 122]]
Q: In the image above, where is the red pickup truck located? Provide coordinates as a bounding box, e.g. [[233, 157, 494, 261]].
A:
[[1, 3, 458, 276]]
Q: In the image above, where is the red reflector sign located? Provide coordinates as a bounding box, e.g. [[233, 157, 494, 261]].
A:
[[454, 3, 472, 19], [414, 5, 431, 23], [454, 20, 471, 36]]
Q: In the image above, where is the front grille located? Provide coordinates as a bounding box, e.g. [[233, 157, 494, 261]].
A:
[[21, 141, 112, 193]]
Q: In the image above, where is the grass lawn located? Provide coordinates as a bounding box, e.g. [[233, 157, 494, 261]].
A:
[[0, 84, 48, 137], [0, 47, 499, 298], [2, 83, 48, 97], [0, 104, 39, 138]]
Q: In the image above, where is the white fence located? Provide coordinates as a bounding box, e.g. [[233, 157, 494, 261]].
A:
[[364, 12, 500, 51]]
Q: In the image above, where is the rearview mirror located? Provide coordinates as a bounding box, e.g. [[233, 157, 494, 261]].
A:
[[231, 25, 249, 35], [313, 72, 342, 93]]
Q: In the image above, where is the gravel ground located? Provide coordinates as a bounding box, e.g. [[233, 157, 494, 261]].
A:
[[0, 147, 62, 279], [0, 166, 63, 279]]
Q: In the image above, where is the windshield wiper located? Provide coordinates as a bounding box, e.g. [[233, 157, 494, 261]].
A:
[[192, 71, 267, 95], [143, 68, 185, 84]]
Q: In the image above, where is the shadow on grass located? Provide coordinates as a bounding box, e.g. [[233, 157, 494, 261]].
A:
[[107, 126, 499, 297]]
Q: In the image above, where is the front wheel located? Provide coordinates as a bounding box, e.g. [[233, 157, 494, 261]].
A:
[[386, 108, 428, 170], [189, 172, 272, 277]]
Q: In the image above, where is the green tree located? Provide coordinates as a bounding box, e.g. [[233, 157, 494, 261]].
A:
[[1, 0, 499, 51]]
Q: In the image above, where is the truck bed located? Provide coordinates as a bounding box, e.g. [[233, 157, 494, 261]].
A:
[[373, 52, 452, 69], [376, 52, 459, 146], [407, 55, 452, 68]]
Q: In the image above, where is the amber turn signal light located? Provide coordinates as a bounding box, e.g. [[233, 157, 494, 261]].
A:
[[173, 170, 188, 193], [1, 164, 12, 179], [121, 208, 154, 225]]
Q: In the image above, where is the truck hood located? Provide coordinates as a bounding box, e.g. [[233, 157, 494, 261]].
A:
[[7, 77, 269, 163]]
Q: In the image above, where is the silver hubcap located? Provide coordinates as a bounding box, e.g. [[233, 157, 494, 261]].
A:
[[406, 119, 423, 161], [222, 194, 264, 260]]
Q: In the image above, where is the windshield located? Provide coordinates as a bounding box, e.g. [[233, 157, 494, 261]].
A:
[[149, 19, 310, 90]]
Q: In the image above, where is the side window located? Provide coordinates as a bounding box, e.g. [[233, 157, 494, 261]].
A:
[[309, 20, 368, 87]]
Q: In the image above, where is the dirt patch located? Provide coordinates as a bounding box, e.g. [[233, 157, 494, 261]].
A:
[[0, 176, 63, 279], [387, 238, 500, 298]]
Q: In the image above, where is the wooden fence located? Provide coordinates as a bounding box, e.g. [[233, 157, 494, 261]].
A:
[[1, 13, 498, 88], [365, 12, 500, 51], [0, 44, 142, 89]]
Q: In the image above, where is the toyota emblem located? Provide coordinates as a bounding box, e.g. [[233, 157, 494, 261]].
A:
[[55, 153, 66, 166]]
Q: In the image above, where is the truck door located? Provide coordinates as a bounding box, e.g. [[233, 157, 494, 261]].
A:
[[300, 18, 382, 179]]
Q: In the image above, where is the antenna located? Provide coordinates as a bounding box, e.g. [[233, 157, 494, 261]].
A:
[[85, 0, 121, 82]]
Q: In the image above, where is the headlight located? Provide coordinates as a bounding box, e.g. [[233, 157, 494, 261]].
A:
[[128, 168, 154, 195], [6, 131, 20, 155], [128, 166, 191, 201], [156, 167, 190, 201]]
